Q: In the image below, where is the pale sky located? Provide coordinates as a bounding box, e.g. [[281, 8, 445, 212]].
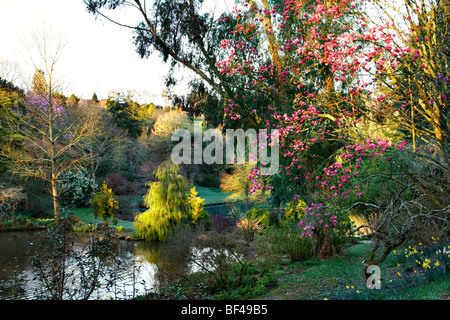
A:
[[0, 0, 232, 105]]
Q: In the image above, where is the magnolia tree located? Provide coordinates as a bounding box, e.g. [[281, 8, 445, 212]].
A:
[[218, 0, 449, 261]]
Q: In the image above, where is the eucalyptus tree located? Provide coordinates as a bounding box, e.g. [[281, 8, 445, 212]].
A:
[[84, 0, 236, 125]]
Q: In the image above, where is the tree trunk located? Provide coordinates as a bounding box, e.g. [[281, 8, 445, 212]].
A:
[[51, 172, 59, 218], [11, 204, 16, 225], [312, 225, 337, 258]]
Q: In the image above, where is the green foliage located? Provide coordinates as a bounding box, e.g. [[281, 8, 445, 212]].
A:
[[72, 221, 97, 233], [134, 165, 213, 240], [198, 173, 219, 188], [264, 199, 307, 227], [59, 168, 97, 208], [185, 82, 224, 128], [134, 162, 193, 241], [188, 187, 212, 230], [0, 77, 25, 172], [245, 208, 270, 228], [255, 223, 314, 262], [216, 273, 276, 300], [284, 200, 307, 223], [90, 182, 119, 227], [106, 98, 143, 138], [186, 232, 257, 290], [25, 194, 53, 218]]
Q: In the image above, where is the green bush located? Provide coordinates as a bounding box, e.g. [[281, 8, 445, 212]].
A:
[[255, 223, 314, 262], [245, 208, 270, 228], [72, 221, 97, 233], [25, 194, 53, 218], [90, 182, 119, 227], [265, 200, 307, 227], [216, 273, 276, 300], [198, 174, 219, 188], [189, 187, 212, 231], [59, 168, 97, 208]]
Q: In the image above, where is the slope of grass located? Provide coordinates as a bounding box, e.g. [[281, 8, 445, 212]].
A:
[[62, 186, 231, 233], [257, 242, 450, 300], [70, 207, 135, 231], [194, 185, 233, 204]]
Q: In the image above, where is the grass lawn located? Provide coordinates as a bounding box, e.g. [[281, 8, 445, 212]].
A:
[[256, 242, 450, 300], [69, 207, 135, 232], [194, 185, 233, 204], [130, 185, 233, 206], [49, 186, 231, 235]]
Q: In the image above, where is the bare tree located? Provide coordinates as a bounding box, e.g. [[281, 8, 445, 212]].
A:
[[1, 28, 100, 218], [345, 182, 449, 280], [0, 185, 27, 224], [0, 59, 25, 87]]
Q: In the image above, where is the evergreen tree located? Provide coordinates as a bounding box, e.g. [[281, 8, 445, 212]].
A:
[[106, 98, 142, 138], [91, 182, 119, 227], [134, 162, 210, 240], [31, 69, 47, 96]]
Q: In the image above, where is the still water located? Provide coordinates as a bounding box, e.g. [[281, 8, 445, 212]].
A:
[[0, 231, 195, 300]]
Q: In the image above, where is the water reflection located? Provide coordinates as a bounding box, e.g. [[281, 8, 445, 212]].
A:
[[0, 231, 194, 300]]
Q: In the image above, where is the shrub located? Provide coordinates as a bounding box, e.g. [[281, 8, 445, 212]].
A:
[[186, 232, 256, 290], [29, 215, 117, 300], [26, 194, 53, 218], [25, 221, 35, 229], [59, 169, 97, 208], [236, 217, 263, 244], [263, 200, 307, 227], [135, 163, 214, 240], [216, 273, 276, 299], [188, 187, 212, 231], [245, 208, 270, 228], [392, 239, 450, 283], [73, 221, 96, 233], [255, 223, 314, 262], [116, 195, 136, 215], [284, 199, 306, 222], [90, 182, 119, 227], [198, 174, 219, 188], [105, 173, 131, 195]]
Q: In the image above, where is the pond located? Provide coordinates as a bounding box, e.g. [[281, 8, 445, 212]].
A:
[[0, 231, 196, 300]]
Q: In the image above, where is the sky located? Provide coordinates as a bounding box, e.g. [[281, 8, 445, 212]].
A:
[[0, 0, 232, 105]]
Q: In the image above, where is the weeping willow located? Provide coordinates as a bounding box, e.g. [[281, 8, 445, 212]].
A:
[[134, 162, 196, 241]]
